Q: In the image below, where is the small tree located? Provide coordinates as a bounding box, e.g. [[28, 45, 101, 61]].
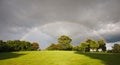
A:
[[46, 43, 58, 50], [112, 44, 120, 53], [90, 40, 99, 52], [57, 35, 72, 50], [86, 39, 99, 52], [98, 40, 106, 52], [72, 46, 81, 51], [31, 42, 39, 50], [0, 40, 7, 52], [80, 42, 89, 52]]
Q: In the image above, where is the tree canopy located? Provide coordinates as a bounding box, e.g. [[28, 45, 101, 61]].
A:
[[2, 35, 120, 53], [77, 39, 106, 52], [46, 35, 73, 50], [0, 40, 40, 52], [112, 44, 120, 53]]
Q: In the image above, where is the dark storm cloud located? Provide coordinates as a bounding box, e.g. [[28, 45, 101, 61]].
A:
[[0, 0, 120, 49]]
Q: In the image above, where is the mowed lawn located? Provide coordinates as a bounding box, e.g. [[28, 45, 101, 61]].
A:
[[0, 51, 120, 65]]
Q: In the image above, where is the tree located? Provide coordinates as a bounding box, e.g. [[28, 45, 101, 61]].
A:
[[90, 40, 99, 52], [46, 43, 58, 50], [31, 42, 39, 50], [46, 35, 73, 50], [112, 44, 120, 53], [13, 40, 22, 51], [72, 46, 81, 51], [6, 40, 15, 51], [58, 35, 72, 44], [0, 40, 40, 52], [98, 40, 106, 52], [86, 39, 99, 52], [0, 40, 5, 52], [0, 40, 3, 50], [58, 35, 72, 50], [6, 40, 32, 51], [80, 42, 89, 52]]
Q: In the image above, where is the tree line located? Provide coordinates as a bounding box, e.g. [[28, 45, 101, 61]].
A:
[[46, 35, 106, 52], [0, 35, 120, 53], [108, 44, 120, 53], [76, 39, 106, 52], [0, 40, 39, 52], [46, 35, 120, 53]]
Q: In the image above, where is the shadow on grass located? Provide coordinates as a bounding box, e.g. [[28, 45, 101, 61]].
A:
[[0, 52, 26, 60], [75, 51, 120, 65]]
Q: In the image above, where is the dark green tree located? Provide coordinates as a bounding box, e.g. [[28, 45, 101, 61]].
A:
[[80, 42, 89, 52], [112, 44, 120, 53], [0, 40, 6, 52], [98, 40, 106, 52], [46, 43, 58, 50], [20, 41, 31, 51], [31, 42, 39, 50], [6, 40, 15, 51], [72, 46, 81, 51], [0, 40, 3, 51], [86, 39, 99, 52], [58, 35, 72, 50], [90, 40, 99, 52], [0, 40, 40, 52]]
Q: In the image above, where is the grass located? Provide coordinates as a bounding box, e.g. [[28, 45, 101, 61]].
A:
[[0, 51, 120, 65]]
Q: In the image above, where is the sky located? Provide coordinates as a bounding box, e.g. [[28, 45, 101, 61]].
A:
[[0, 0, 120, 49]]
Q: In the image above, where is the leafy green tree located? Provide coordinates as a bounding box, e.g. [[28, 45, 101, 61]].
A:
[[6, 40, 15, 51], [13, 40, 22, 51], [0, 40, 4, 51], [58, 35, 72, 50], [31, 42, 39, 50], [72, 46, 81, 51], [58, 35, 72, 44], [80, 42, 89, 52], [85, 39, 100, 52], [46, 43, 58, 50], [46, 35, 73, 50], [0, 40, 40, 52], [98, 40, 106, 52], [0, 40, 3, 50], [112, 44, 120, 53], [90, 40, 99, 51], [0, 40, 9, 52], [20, 41, 31, 51]]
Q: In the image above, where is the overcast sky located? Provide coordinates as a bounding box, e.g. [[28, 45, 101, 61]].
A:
[[0, 0, 120, 49]]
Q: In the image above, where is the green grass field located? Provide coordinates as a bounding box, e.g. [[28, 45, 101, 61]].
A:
[[0, 51, 120, 65]]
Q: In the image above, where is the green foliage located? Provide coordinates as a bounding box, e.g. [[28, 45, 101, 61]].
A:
[[98, 40, 106, 47], [0, 40, 4, 51], [46, 43, 58, 50], [80, 42, 89, 52], [0, 40, 40, 52], [89, 40, 99, 50], [46, 35, 73, 50], [58, 35, 72, 44], [86, 39, 99, 50], [112, 44, 120, 53], [0, 40, 8, 52], [79, 39, 106, 52], [72, 46, 81, 51], [57, 35, 72, 50], [98, 40, 106, 52], [47, 37, 107, 52], [31, 42, 39, 50]]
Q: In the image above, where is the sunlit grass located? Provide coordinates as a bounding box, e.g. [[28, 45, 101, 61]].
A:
[[0, 51, 120, 65]]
